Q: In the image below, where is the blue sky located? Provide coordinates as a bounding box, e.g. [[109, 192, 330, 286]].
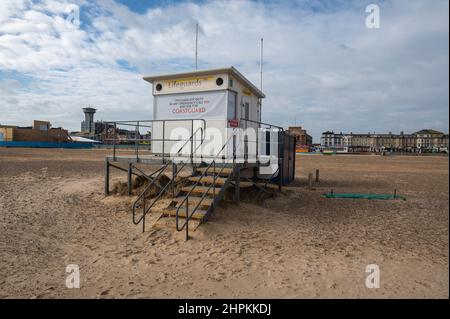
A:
[[116, 0, 161, 12], [116, 0, 206, 12], [0, 0, 448, 141]]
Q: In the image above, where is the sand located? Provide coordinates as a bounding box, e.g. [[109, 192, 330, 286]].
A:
[[0, 148, 448, 298]]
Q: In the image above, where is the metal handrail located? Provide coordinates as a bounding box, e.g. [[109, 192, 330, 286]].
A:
[[104, 118, 207, 126], [132, 161, 170, 225], [103, 119, 206, 162], [175, 128, 240, 239], [240, 118, 284, 131], [132, 126, 205, 232]]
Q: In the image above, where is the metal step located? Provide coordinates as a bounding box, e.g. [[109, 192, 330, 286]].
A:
[[188, 176, 228, 185], [196, 167, 233, 176], [180, 186, 222, 195], [160, 207, 207, 220], [172, 196, 213, 207]]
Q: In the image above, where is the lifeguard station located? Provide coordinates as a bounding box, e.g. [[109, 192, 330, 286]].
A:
[[104, 67, 295, 239]]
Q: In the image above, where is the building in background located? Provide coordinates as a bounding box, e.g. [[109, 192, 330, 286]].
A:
[[33, 120, 51, 131], [0, 120, 93, 148], [0, 120, 68, 143], [349, 133, 372, 152], [0, 124, 15, 142], [320, 129, 449, 153], [287, 126, 312, 152], [415, 129, 449, 151], [320, 131, 348, 152]]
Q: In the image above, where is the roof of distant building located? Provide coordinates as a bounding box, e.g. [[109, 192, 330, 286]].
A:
[[414, 129, 444, 135], [70, 136, 101, 143]]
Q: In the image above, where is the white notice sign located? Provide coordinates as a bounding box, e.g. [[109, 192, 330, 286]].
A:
[[154, 91, 226, 119]]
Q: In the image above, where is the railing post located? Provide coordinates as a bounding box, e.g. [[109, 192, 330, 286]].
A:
[[308, 173, 313, 190], [185, 198, 189, 241], [190, 120, 194, 166], [234, 167, 240, 204], [213, 161, 216, 199], [278, 129, 283, 191], [135, 121, 139, 161], [256, 124, 259, 164], [142, 215, 145, 233], [113, 122, 117, 161], [149, 122, 152, 152], [127, 163, 132, 195], [172, 162, 176, 198], [104, 159, 109, 195], [232, 130, 239, 203], [233, 133, 236, 167], [162, 120, 165, 163], [142, 199, 146, 233]]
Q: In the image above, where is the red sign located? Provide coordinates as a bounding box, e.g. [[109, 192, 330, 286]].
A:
[[228, 119, 239, 128]]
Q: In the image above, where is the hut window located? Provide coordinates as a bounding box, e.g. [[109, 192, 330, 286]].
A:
[[242, 101, 250, 120], [227, 91, 237, 119]]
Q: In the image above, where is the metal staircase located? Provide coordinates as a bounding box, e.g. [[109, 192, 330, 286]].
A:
[[154, 165, 236, 239], [132, 128, 239, 240], [131, 126, 204, 233]]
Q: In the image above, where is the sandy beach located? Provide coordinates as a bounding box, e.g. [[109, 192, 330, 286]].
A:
[[0, 148, 448, 298]]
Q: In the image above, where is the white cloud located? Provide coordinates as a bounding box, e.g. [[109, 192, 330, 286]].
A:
[[0, 0, 448, 140]]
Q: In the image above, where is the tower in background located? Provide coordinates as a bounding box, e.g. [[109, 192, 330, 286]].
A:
[[81, 107, 96, 136]]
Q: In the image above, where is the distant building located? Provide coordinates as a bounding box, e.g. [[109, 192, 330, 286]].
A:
[[415, 129, 449, 151], [0, 121, 69, 143], [320, 129, 449, 153], [287, 126, 312, 147], [320, 131, 344, 148], [33, 120, 51, 131], [349, 133, 372, 152]]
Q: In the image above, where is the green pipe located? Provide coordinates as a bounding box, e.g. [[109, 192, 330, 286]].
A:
[[323, 193, 406, 200]]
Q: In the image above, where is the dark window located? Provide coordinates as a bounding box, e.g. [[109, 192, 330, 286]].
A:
[[227, 91, 237, 120], [216, 77, 224, 86], [242, 102, 250, 120], [155, 83, 162, 91]]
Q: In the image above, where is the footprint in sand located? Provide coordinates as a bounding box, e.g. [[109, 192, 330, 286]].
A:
[[100, 289, 110, 296]]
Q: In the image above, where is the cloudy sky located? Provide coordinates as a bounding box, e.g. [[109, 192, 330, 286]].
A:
[[0, 0, 448, 141]]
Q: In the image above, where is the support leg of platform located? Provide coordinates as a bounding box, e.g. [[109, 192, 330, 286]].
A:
[[278, 159, 283, 191], [104, 159, 110, 196], [127, 163, 132, 195], [234, 169, 240, 204]]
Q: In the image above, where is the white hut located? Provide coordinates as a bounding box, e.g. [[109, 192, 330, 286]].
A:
[[143, 67, 268, 163], [104, 66, 295, 236]]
